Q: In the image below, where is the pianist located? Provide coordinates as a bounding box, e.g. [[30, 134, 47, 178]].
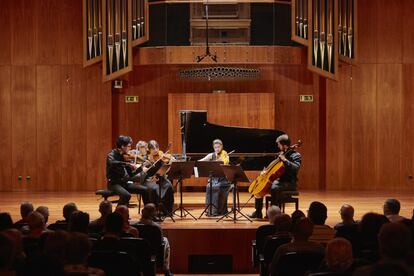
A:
[[199, 139, 231, 216], [249, 134, 302, 219]]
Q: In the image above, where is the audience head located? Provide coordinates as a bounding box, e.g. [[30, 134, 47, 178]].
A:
[[267, 205, 281, 224], [378, 222, 411, 260], [291, 210, 306, 229], [359, 212, 389, 245], [99, 200, 113, 218], [292, 217, 314, 241], [20, 202, 34, 220], [104, 212, 124, 235], [69, 211, 90, 233], [27, 211, 45, 233], [383, 199, 401, 216], [325, 238, 353, 272], [44, 230, 69, 263], [63, 202, 78, 221], [35, 206, 49, 224], [0, 233, 13, 271], [339, 204, 355, 223], [115, 205, 130, 224], [65, 232, 92, 265], [141, 203, 157, 220], [308, 201, 328, 225], [0, 213, 13, 231], [2, 229, 23, 263], [273, 214, 292, 232]]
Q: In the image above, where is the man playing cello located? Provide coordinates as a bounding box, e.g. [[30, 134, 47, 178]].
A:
[[249, 134, 302, 219]]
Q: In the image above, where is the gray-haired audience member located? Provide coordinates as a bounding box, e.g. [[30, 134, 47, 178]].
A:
[[267, 205, 282, 224], [35, 206, 49, 224], [383, 198, 407, 223]]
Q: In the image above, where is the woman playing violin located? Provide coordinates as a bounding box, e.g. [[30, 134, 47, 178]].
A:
[[249, 134, 302, 219], [199, 139, 231, 216], [145, 140, 175, 215]]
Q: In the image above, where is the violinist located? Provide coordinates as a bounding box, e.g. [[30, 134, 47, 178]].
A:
[[249, 134, 301, 219], [135, 140, 149, 163], [145, 140, 175, 215], [106, 136, 150, 206], [199, 139, 231, 216]]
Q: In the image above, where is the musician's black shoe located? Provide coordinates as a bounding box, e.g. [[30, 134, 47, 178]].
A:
[[248, 210, 263, 219]]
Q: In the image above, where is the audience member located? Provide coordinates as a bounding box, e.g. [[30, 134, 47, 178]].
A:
[[290, 209, 306, 231], [139, 203, 172, 276], [267, 205, 282, 224], [89, 200, 112, 233], [322, 238, 354, 275], [0, 213, 13, 231], [335, 204, 356, 229], [272, 214, 292, 238], [383, 199, 407, 223], [0, 233, 14, 275], [307, 201, 335, 245], [358, 212, 389, 259], [13, 202, 34, 230], [35, 206, 49, 225], [26, 211, 47, 238], [334, 204, 359, 255], [270, 217, 324, 271], [68, 211, 90, 234], [115, 205, 139, 237], [353, 223, 414, 276], [103, 212, 124, 238]]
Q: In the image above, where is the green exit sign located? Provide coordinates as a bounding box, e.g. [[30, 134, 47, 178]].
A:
[[300, 95, 314, 102], [125, 96, 139, 103]]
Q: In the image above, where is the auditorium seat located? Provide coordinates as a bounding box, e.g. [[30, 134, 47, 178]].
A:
[[269, 251, 324, 276], [251, 224, 278, 267], [259, 236, 292, 276], [132, 223, 165, 267], [88, 250, 137, 276]]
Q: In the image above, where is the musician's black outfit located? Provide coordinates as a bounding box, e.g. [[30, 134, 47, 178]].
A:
[[251, 150, 301, 218], [205, 153, 231, 216], [146, 175, 175, 215], [106, 149, 150, 206]]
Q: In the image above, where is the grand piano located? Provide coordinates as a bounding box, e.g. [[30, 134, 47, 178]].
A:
[[180, 110, 285, 170]]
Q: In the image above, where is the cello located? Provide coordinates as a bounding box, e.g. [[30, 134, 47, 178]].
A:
[[248, 140, 302, 198]]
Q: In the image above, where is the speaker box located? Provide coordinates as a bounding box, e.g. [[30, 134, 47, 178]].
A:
[[188, 254, 233, 273]]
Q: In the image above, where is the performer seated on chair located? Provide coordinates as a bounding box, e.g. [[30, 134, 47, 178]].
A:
[[249, 134, 301, 219], [146, 140, 175, 215], [199, 139, 231, 216], [106, 135, 150, 206]]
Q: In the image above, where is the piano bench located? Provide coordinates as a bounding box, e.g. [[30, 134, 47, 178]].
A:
[[265, 191, 299, 213]]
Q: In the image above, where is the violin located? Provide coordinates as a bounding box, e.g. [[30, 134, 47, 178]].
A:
[[122, 151, 147, 164]]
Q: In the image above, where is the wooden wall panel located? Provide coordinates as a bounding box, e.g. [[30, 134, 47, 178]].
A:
[[11, 66, 37, 192], [326, 65, 352, 190], [0, 1, 11, 65], [351, 65, 377, 190], [36, 66, 62, 191], [11, 0, 36, 65], [0, 67, 12, 190], [376, 0, 403, 64], [376, 64, 402, 190], [61, 65, 87, 191], [402, 65, 414, 189], [86, 65, 112, 190], [357, 0, 377, 64], [402, 0, 414, 64], [35, 0, 61, 65], [59, 0, 83, 65]]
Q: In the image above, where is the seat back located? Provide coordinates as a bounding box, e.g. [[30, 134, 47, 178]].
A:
[[263, 236, 292, 263], [133, 223, 164, 265], [256, 225, 278, 254], [271, 251, 324, 276], [88, 250, 137, 276]]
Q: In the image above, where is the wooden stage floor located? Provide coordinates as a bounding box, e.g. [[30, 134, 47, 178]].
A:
[[0, 190, 413, 228]]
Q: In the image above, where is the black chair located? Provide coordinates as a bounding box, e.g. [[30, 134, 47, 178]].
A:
[[270, 251, 324, 276], [259, 236, 292, 276], [252, 224, 278, 267], [88, 250, 137, 276], [132, 223, 165, 267], [120, 237, 157, 276], [47, 222, 68, 231], [266, 191, 299, 213]]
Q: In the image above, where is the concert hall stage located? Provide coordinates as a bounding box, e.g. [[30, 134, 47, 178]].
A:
[[1, 190, 413, 273]]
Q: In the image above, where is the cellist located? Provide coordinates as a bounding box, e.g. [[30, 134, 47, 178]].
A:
[[249, 134, 302, 219]]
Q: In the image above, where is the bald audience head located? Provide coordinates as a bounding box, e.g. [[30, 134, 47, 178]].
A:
[[340, 204, 355, 224], [267, 205, 282, 224], [292, 217, 314, 241]]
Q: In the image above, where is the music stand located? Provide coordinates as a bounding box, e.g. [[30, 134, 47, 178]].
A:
[[217, 164, 252, 223], [196, 161, 225, 219], [148, 163, 175, 222], [169, 161, 197, 220]]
